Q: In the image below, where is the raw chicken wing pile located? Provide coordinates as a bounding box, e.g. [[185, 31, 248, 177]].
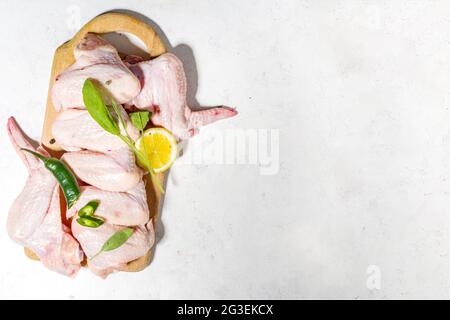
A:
[[7, 33, 236, 278]]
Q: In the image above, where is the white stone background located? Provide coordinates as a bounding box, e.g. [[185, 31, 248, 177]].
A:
[[1, 0, 450, 299]]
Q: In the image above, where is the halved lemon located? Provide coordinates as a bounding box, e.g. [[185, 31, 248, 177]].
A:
[[135, 128, 178, 173]]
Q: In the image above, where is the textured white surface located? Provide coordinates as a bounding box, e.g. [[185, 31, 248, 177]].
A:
[[2, 0, 450, 299]]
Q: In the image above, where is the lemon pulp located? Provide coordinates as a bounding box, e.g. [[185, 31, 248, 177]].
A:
[[135, 128, 177, 173]]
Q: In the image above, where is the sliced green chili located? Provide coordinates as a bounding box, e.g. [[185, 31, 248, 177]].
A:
[[21, 148, 80, 208], [76, 200, 104, 228], [78, 200, 100, 217], [77, 216, 104, 228]]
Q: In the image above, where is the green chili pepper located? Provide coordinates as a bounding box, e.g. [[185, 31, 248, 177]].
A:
[[21, 148, 80, 208]]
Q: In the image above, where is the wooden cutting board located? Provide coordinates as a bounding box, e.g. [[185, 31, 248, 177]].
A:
[[25, 12, 167, 272]]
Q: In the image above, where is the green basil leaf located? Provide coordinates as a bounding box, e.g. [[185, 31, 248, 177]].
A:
[[78, 200, 99, 217], [90, 227, 134, 260], [101, 227, 134, 252], [82, 79, 120, 136], [111, 99, 128, 135], [130, 111, 151, 131], [76, 216, 105, 228]]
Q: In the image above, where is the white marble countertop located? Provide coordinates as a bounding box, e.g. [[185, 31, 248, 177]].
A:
[[2, 0, 450, 299]]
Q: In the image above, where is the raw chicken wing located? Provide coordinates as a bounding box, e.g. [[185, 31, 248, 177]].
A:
[[72, 220, 155, 278], [62, 147, 142, 192], [52, 108, 139, 153], [52, 33, 141, 111], [67, 181, 149, 226], [7, 117, 83, 277], [129, 53, 237, 140]]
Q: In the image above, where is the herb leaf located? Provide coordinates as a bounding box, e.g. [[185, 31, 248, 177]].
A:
[[101, 228, 134, 252], [130, 111, 150, 131], [82, 78, 165, 194], [83, 79, 120, 136], [91, 227, 134, 260], [111, 100, 127, 135]]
